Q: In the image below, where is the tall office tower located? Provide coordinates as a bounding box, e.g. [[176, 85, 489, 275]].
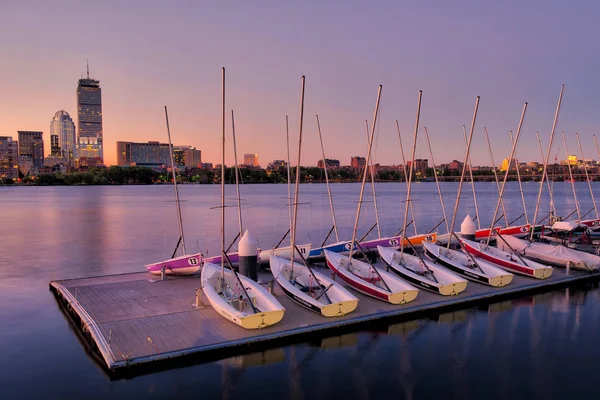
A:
[[76, 65, 103, 164], [50, 110, 76, 164], [243, 153, 259, 167], [17, 131, 44, 168], [50, 134, 60, 155], [0, 136, 19, 179]]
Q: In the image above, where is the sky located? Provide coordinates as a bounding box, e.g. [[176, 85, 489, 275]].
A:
[[1, 0, 600, 167]]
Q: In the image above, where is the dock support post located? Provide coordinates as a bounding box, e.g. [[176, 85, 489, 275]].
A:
[[161, 265, 167, 281], [268, 280, 273, 294], [194, 288, 203, 307]]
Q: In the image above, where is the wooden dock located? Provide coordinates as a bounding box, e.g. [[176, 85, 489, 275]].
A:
[[49, 263, 599, 376]]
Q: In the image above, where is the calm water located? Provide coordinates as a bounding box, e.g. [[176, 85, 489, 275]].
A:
[[1, 181, 599, 399]]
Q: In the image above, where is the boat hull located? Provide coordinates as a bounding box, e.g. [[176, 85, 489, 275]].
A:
[[269, 255, 358, 317], [377, 246, 468, 296], [324, 250, 418, 304], [201, 263, 285, 329], [422, 242, 513, 287], [145, 252, 202, 275], [461, 238, 553, 279]]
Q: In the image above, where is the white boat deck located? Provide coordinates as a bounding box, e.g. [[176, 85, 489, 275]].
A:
[[49, 262, 598, 376]]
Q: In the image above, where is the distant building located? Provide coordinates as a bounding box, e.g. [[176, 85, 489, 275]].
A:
[[44, 154, 67, 168], [317, 159, 340, 169], [76, 66, 103, 165], [566, 154, 578, 166], [351, 156, 366, 170], [184, 148, 201, 167], [407, 159, 428, 177], [500, 158, 518, 171], [18, 155, 34, 176], [117, 141, 198, 168], [51, 110, 77, 165], [447, 160, 463, 171], [17, 131, 44, 168], [243, 153, 259, 167], [0, 136, 19, 179]]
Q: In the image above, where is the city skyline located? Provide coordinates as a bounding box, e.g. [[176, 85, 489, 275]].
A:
[[3, 2, 600, 168]]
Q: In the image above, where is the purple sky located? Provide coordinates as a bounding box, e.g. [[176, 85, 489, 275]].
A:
[[1, 0, 599, 167]]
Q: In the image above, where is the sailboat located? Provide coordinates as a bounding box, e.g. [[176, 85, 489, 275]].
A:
[[146, 106, 203, 275], [419, 126, 513, 288], [377, 92, 468, 296], [201, 67, 285, 329], [462, 100, 553, 280], [325, 85, 419, 305], [269, 76, 358, 317]]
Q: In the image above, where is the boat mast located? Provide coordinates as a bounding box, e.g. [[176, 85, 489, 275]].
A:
[[463, 125, 481, 230], [221, 67, 226, 277], [348, 85, 382, 262], [365, 120, 381, 238], [316, 115, 339, 242], [231, 109, 243, 236], [535, 130, 556, 220], [530, 85, 565, 241], [580, 133, 600, 219], [395, 120, 418, 236], [510, 130, 529, 225], [448, 97, 480, 249], [424, 127, 449, 233], [484, 127, 509, 227], [164, 105, 186, 255], [399, 90, 423, 256], [290, 76, 306, 274], [562, 131, 581, 220], [286, 115, 293, 233], [487, 103, 528, 245]]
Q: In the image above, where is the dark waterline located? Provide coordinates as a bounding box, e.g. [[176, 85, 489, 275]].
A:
[[1, 182, 599, 399]]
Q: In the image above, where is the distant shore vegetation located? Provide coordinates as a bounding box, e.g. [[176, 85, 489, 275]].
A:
[[0, 165, 589, 186]]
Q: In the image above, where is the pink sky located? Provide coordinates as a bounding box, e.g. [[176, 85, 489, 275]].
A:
[[2, 1, 600, 167]]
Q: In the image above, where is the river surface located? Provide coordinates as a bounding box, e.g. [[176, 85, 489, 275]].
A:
[[1, 181, 599, 399]]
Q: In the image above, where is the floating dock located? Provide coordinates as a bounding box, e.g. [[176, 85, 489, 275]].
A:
[[49, 264, 599, 378]]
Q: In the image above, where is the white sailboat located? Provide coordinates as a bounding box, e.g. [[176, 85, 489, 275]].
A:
[[201, 67, 285, 329], [269, 76, 358, 317]]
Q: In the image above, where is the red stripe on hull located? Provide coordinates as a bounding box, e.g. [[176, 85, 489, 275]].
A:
[[325, 259, 390, 302], [463, 243, 535, 276]]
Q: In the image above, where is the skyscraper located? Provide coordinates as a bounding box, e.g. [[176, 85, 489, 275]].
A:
[[76, 65, 103, 164], [0, 136, 19, 179], [50, 134, 60, 155], [243, 153, 259, 167], [50, 110, 76, 164], [17, 131, 44, 168]]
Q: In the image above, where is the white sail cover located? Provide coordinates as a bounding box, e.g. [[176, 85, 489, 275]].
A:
[[498, 235, 600, 270]]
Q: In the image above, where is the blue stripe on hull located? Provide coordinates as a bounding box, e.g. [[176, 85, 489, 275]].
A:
[[424, 248, 492, 286]]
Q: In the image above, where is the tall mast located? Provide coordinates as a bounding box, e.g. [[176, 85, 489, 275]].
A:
[[286, 115, 293, 232], [424, 127, 449, 233], [290, 76, 306, 272], [463, 125, 481, 230], [510, 130, 529, 225], [576, 132, 598, 219], [448, 97, 480, 249], [164, 105, 186, 254], [395, 121, 418, 236], [531, 85, 565, 241], [231, 110, 243, 236], [484, 127, 509, 227], [562, 132, 580, 220], [399, 90, 423, 255], [316, 115, 339, 242], [365, 119, 381, 238], [221, 67, 226, 274], [348, 85, 382, 261], [487, 103, 528, 245], [535, 130, 556, 219]]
